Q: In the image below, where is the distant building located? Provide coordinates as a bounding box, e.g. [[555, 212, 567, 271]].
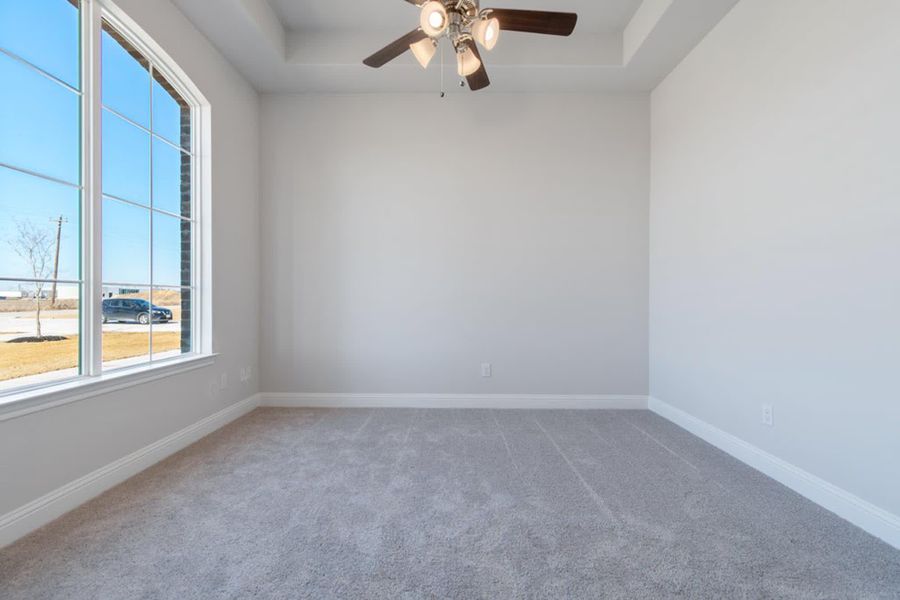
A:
[[103, 288, 141, 298], [55, 284, 80, 300], [0, 290, 24, 300]]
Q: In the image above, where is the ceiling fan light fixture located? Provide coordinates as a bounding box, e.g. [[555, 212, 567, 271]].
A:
[[456, 45, 481, 77], [410, 38, 437, 69], [420, 1, 449, 37], [472, 17, 500, 51]]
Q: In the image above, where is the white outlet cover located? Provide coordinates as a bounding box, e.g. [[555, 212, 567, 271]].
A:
[[481, 363, 492, 377]]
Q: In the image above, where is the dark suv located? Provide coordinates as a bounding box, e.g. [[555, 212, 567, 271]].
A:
[[102, 299, 173, 325]]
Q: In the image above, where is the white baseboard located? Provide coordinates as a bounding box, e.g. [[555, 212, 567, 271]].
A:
[[262, 392, 649, 410], [0, 393, 261, 549], [649, 397, 900, 550]]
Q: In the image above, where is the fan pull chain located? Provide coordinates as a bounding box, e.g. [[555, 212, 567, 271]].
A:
[[440, 40, 445, 98]]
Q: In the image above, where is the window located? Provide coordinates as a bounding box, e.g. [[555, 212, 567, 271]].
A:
[[99, 20, 194, 370], [0, 0, 206, 397]]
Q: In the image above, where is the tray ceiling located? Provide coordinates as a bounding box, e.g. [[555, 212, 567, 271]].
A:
[[171, 0, 739, 93]]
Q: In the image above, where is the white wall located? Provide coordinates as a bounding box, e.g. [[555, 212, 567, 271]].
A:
[[650, 0, 900, 519], [0, 0, 260, 516], [261, 93, 649, 395]]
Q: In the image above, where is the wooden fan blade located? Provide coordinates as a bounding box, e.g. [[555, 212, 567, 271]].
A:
[[488, 9, 578, 36], [363, 29, 429, 68], [464, 41, 491, 91], [402, 0, 426, 4]]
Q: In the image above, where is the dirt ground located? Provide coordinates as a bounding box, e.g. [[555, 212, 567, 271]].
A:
[[0, 290, 185, 313]]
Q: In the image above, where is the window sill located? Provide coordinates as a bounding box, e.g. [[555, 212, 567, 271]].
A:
[[0, 353, 218, 423]]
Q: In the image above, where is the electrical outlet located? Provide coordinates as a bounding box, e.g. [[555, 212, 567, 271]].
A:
[[240, 366, 252, 383], [481, 363, 492, 378], [761, 404, 774, 427], [220, 372, 228, 390]]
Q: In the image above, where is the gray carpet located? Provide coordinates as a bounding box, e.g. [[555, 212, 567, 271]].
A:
[[2, 409, 899, 599]]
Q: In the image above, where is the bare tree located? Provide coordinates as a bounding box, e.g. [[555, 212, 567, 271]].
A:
[[9, 221, 54, 339]]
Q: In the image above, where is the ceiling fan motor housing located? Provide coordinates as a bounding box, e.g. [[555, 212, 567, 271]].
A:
[[430, 1, 490, 53]]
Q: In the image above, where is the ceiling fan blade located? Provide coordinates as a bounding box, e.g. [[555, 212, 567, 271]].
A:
[[488, 9, 578, 36], [363, 29, 429, 68], [402, 0, 426, 4], [464, 41, 491, 91]]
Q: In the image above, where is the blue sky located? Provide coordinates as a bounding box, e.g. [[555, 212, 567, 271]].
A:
[[0, 0, 190, 289]]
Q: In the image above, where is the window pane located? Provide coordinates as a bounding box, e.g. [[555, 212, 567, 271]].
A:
[[101, 286, 149, 370], [0, 167, 80, 282], [0, 0, 80, 88], [101, 22, 150, 128], [152, 72, 190, 151], [151, 287, 190, 359], [152, 138, 190, 217], [102, 110, 150, 205], [103, 197, 149, 285], [152, 212, 190, 287], [0, 51, 80, 185], [0, 280, 80, 392]]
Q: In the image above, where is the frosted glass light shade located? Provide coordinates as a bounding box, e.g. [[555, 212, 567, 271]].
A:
[[410, 38, 437, 68], [420, 2, 449, 37], [472, 17, 500, 50], [456, 46, 481, 77]]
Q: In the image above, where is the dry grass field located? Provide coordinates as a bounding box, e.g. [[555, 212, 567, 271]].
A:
[[122, 290, 184, 304], [0, 299, 79, 313], [0, 332, 181, 382]]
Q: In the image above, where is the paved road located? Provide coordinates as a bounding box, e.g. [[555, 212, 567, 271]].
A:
[[0, 309, 180, 342]]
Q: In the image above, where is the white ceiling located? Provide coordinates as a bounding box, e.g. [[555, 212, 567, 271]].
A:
[[267, 0, 644, 34], [171, 0, 740, 93]]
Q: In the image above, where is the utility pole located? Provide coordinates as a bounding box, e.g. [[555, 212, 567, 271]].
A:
[[49, 215, 68, 307]]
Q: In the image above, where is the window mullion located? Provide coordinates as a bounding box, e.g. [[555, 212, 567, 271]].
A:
[[82, 0, 104, 377], [149, 64, 154, 361]]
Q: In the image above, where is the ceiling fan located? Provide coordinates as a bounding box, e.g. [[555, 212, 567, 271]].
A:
[[363, 1, 578, 91]]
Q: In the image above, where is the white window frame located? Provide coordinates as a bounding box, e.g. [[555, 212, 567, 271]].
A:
[[0, 0, 214, 420]]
